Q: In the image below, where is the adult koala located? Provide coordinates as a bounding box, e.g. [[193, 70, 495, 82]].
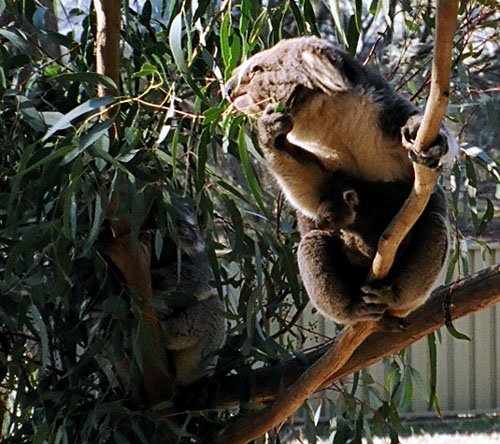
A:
[[151, 204, 226, 385], [225, 36, 456, 325]]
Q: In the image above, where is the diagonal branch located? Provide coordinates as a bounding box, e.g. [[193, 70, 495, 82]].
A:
[[213, 321, 377, 444], [181, 265, 499, 411]]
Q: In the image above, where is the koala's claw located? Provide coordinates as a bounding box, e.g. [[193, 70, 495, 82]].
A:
[[361, 283, 396, 305], [379, 314, 408, 331], [402, 115, 448, 169], [349, 301, 388, 321]]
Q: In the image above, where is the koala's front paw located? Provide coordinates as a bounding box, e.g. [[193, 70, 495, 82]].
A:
[[361, 283, 397, 305], [402, 115, 448, 169], [257, 105, 293, 150]]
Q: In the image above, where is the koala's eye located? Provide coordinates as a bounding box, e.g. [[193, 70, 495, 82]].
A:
[[248, 64, 263, 78]]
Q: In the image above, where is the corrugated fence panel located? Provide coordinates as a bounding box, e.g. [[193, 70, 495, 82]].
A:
[[304, 241, 500, 416]]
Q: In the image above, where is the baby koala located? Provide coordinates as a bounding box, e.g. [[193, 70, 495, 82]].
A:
[[151, 204, 226, 386], [316, 171, 412, 270]]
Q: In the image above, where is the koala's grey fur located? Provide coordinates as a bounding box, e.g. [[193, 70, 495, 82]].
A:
[[304, 170, 447, 324], [151, 206, 226, 386], [226, 36, 455, 324]]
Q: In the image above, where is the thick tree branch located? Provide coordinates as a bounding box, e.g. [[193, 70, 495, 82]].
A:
[[102, 235, 174, 404], [95, 0, 121, 98], [214, 321, 377, 444], [369, 0, 459, 281], [180, 265, 499, 412]]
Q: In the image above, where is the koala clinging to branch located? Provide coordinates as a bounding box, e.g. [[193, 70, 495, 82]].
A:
[[225, 36, 455, 324], [301, 170, 448, 324]]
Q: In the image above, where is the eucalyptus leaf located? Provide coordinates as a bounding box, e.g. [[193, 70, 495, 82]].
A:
[[169, 13, 186, 73], [42, 96, 116, 141], [56, 73, 119, 96]]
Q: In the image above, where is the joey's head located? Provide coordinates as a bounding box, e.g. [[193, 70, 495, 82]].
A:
[[316, 186, 359, 232], [224, 36, 355, 115]]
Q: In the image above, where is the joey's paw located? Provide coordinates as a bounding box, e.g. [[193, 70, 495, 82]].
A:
[[349, 301, 388, 322], [257, 105, 293, 147], [361, 283, 396, 305], [402, 115, 448, 169]]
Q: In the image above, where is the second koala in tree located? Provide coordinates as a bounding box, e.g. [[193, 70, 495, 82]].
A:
[[225, 36, 454, 324], [151, 205, 226, 386]]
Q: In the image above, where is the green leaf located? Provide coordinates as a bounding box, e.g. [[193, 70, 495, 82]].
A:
[[133, 63, 159, 78], [32, 423, 50, 444], [169, 13, 187, 73], [4, 224, 48, 283], [56, 72, 119, 96], [328, 0, 348, 47], [63, 119, 112, 165], [237, 127, 267, 215], [29, 304, 50, 375], [347, 14, 360, 54], [303, 0, 320, 36], [42, 96, 116, 141], [426, 333, 439, 411], [0, 29, 30, 53], [462, 144, 500, 182], [445, 323, 471, 341]]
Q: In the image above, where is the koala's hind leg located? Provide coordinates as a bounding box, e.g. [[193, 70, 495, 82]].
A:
[[298, 230, 387, 325], [382, 188, 449, 318]]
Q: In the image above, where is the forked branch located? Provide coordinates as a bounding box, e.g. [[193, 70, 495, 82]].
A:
[[182, 265, 500, 411]]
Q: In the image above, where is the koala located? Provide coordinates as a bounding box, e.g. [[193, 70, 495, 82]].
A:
[[151, 204, 226, 386], [315, 170, 413, 269], [225, 36, 455, 324], [299, 170, 447, 324]]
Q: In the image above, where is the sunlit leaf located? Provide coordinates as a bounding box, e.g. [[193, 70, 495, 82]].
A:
[[42, 96, 116, 141], [169, 12, 186, 73]]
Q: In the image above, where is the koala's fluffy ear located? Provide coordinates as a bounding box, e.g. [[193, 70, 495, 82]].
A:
[[301, 48, 352, 94]]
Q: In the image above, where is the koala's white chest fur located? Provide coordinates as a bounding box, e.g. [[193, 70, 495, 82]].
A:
[[287, 92, 413, 182]]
